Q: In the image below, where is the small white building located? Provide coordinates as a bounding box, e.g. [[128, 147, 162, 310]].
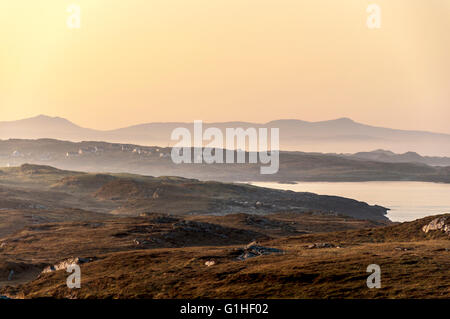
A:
[[11, 150, 22, 157], [66, 151, 79, 158]]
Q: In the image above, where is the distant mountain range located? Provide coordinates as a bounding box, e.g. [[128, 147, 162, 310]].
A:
[[345, 149, 450, 167], [1, 115, 450, 156]]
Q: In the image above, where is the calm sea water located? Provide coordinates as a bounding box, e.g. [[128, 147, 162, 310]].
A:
[[250, 181, 450, 222]]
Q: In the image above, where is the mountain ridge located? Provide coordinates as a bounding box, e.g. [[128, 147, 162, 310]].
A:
[[2, 115, 450, 156], [4, 115, 449, 135]]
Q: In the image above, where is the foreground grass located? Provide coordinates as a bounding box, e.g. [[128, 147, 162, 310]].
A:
[[2, 239, 448, 299]]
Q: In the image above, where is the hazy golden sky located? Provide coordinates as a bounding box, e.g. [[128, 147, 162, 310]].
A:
[[1, 0, 449, 132]]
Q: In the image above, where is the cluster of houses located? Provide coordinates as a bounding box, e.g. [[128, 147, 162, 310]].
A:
[[65, 146, 103, 158], [65, 144, 170, 159], [2, 144, 171, 167], [128, 146, 170, 158]]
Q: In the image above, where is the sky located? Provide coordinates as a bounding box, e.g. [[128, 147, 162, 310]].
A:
[[0, 0, 449, 132]]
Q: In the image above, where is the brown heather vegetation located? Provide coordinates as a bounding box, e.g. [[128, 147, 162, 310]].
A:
[[0, 213, 448, 299]]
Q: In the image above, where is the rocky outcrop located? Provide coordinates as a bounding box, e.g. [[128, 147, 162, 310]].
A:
[[237, 241, 283, 261], [41, 257, 92, 274], [422, 217, 449, 235]]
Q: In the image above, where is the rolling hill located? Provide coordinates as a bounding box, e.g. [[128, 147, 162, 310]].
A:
[[0, 164, 390, 222]]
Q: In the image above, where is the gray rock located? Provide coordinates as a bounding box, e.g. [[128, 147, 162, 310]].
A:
[[307, 243, 335, 249]]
